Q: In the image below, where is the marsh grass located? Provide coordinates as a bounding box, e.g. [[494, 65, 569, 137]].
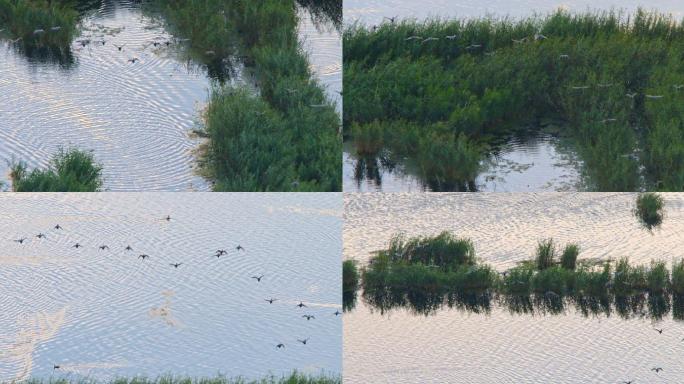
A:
[[156, 0, 341, 191], [25, 372, 341, 384], [560, 243, 580, 270], [343, 260, 359, 311], [10, 147, 102, 192], [634, 192, 665, 230], [0, 0, 78, 65], [535, 239, 556, 270], [380, 232, 477, 270], [344, 9, 684, 191]]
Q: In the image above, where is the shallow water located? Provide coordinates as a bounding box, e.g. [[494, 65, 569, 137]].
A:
[[344, 193, 684, 383], [0, 193, 341, 382], [343, 133, 582, 192], [0, 1, 340, 191]]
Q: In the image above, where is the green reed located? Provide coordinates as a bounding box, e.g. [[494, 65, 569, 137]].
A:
[[10, 147, 103, 192], [154, 0, 341, 191], [26, 372, 341, 384], [634, 192, 665, 229], [344, 9, 684, 191]]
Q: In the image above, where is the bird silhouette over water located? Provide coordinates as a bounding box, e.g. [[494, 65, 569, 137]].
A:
[[251, 274, 264, 282], [296, 302, 307, 308], [297, 338, 309, 345], [14, 238, 27, 244], [54, 225, 62, 230], [334, 310, 341, 316], [384, 16, 398, 24], [170, 263, 182, 268], [128, 57, 139, 64], [654, 328, 663, 334], [139, 254, 149, 260], [652, 367, 663, 373], [53, 364, 60, 370], [73, 243, 82, 248], [36, 233, 46, 239], [125, 245, 133, 251], [302, 314, 315, 320], [163, 215, 172, 221], [216, 249, 227, 256], [276, 343, 285, 349], [99, 245, 109, 250], [114, 43, 125, 51], [265, 298, 277, 304], [236, 245, 245, 252]]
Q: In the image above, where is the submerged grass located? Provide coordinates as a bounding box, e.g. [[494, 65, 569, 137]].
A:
[[634, 192, 665, 229], [344, 9, 684, 191], [10, 147, 103, 192], [25, 372, 341, 384], [153, 0, 341, 191]]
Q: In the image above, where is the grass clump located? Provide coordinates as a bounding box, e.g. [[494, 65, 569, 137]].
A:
[[560, 243, 580, 270], [344, 9, 684, 191], [634, 192, 665, 230], [382, 232, 476, 270], [535, 239, 556, 270], [343, 259, 359, 311], [10, 147, 103, 192]]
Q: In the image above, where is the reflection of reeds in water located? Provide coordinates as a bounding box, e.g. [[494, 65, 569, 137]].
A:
[[343, 260, 359, 312], [1, 307, 67, 382]]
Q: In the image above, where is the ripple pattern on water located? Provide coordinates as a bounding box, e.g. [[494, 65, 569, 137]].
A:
[[0, 193, 341, 381]]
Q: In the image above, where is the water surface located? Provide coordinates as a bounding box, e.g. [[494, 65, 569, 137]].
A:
[[0, 193, 341, 382], [344, 193, 684, 383]]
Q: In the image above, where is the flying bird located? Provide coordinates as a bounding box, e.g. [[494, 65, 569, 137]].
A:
[[139, 254, 150, 260], [384, 16, 398, 23], [652, 367, 663, 373], [236, 245, 245, 251], [654, 328, 663, 334], [251, 275, 264, 282], [36, 233, 46, 239], [296, 302, 307, 308], [170, 263, 183, 268], [276, 343, 285, 349], [297, 338, 309, 345], [14, 238, 27, 244], [99, 245, 109, 250], [125, 245, 133, 251], [265, 298, 277, 304], [334, 310, 341, 316], [73, 243, 82, 248], [302, 314, 315, 320], [128, 58, 139, 64], [54, 224, 62, 230], [114, 43, 125, 51]]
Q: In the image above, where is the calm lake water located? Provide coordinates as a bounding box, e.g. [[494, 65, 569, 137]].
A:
[[342, 1, 684, 192], [0, 193, 341, 382], [344, 193, 684, 383], [0, 1, 340, 191]]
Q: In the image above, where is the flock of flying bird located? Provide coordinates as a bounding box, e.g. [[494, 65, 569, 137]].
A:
[[10, 213, 342, 368]]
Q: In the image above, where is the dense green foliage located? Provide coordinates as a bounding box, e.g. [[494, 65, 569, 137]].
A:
[[344, 10, 684, 191], [153, 0, 341, 191], [358, 232, 684, 316], [634, 192, 665, 229], [25, 372, 341, 384], [10, 148, 103, 192], [343, 259, 359, 311], [0, 0, 79, 65]]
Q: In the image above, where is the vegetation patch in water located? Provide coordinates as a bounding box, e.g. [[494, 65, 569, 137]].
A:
[[634, 192, 665, 230], [0, 0, 78, 65], [25, 372, 341, 384], [152, 0, 341, 191], [10, 147, 103, 192], [343, 259, 359, 311], [360, 232, 684, 316], [344, 10, 684, 191]]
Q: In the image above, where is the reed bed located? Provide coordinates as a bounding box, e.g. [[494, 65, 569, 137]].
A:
[[153, 0, 341, 191], [344, 9, 684, 191], [360, 233, 684, 311], [343, 259, 359, 311], [25, 372, 341, 384], [10, 147, 103, 192]]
